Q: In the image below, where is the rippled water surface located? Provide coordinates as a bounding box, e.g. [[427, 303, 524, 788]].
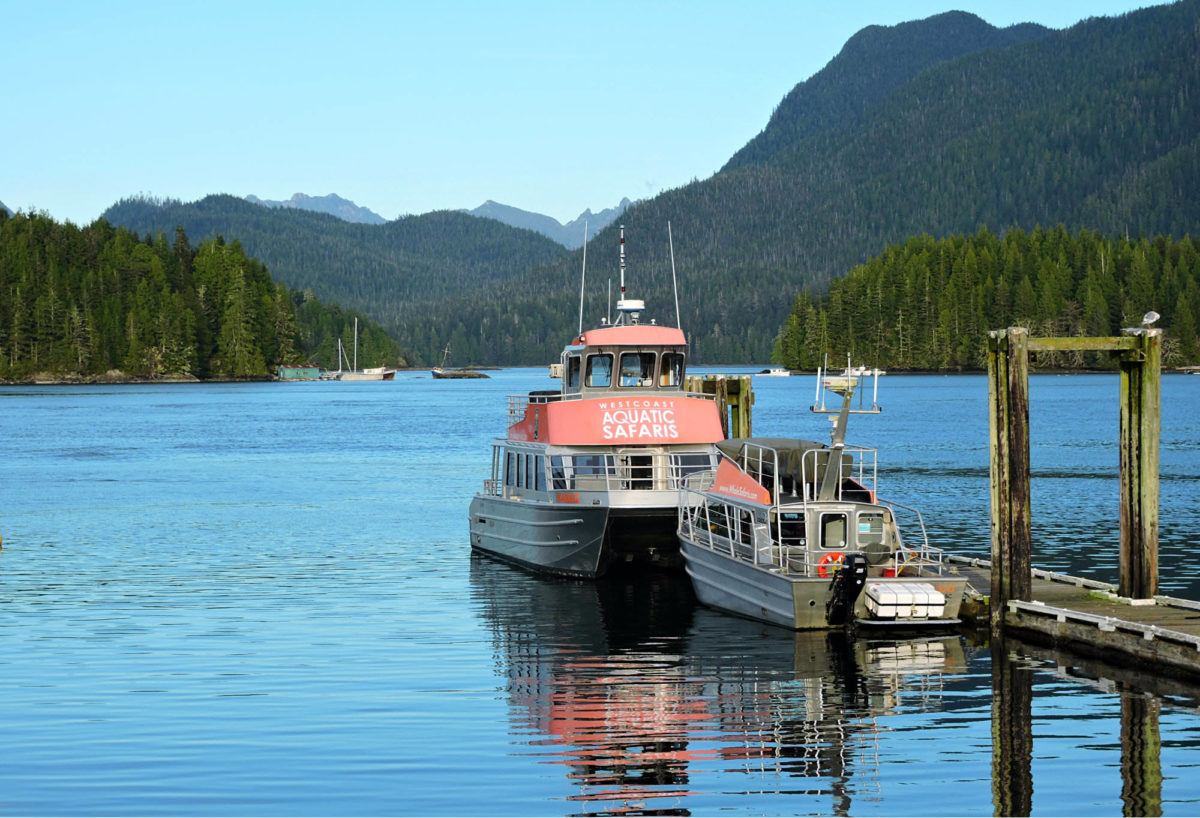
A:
[[2, 371, 1198, 815]]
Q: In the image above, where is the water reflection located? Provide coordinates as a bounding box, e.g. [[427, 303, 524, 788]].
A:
[[470, 558, 970, 815]]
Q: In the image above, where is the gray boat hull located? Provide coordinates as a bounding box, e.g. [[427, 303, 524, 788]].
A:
[[469, 494, 610, 577], [681, 538, 968, 630]]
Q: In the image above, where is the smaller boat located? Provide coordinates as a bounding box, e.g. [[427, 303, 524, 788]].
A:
[[326, 318, 396, 380], [756, 367, 791, 377], [677, 365, 966, 630], [432, 344, 489, 379]]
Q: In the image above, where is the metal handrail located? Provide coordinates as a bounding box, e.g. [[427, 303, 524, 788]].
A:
[[877, 498, 948, 576]]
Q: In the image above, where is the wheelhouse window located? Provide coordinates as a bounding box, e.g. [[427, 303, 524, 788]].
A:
[[660, 352, 685, 387], [820, 512, 848, 550], [506, 452, 516, 486], [566, 356, 581, 389], [586, 354, 613, 388], [534, 455, 546, 491], [619, 352, 656, 387]]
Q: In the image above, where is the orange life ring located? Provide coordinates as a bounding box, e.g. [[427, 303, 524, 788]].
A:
[[817, 551, 846, 579]]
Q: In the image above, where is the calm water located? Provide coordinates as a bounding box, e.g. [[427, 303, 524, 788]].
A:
[[1, 371, 1198, 815]]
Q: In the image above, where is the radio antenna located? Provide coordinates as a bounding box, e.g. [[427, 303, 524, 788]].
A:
[[618, 224, 626, 299], [607, 279, 612, 325], [577, 220, 588, 334], [667, 220, 681, 328]]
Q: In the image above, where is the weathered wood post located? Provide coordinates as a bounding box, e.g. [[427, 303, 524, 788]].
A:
[[1118, 328, 1161, 600], [1119, 688, 1163, 817], [988, 327, 1032, 632], [991, 642, 1034, 817]]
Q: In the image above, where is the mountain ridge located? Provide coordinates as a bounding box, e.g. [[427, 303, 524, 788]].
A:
[[245, 192, 387, 225], [465, 198, 631, 248]]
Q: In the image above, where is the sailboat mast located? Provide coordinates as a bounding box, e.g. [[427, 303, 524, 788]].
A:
[[353, 317, 358, 372]]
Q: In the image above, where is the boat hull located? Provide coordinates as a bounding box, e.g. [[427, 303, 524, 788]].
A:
[[470, 495, 610, 578], [680, 538, 968, 630]]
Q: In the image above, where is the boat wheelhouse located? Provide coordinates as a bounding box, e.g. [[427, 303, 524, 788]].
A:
[[677, 368, 967, 629], [469, 227, 724, 578]]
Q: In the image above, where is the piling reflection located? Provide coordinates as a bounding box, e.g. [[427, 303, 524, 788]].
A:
[[469, 557, 969, 815], [990, 641, 1033, 817]]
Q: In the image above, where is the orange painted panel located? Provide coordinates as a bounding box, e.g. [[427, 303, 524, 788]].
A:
[[711, 457, 771, 505], [541, 395, 723, 446]]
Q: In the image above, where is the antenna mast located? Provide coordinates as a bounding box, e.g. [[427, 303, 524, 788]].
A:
[[668, 220, 681, 328], [618, 224, 626, 300], [577, 220, 589, 334], [607, 279, 612, 325]]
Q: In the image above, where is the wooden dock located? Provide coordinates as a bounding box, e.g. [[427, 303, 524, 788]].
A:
[[948, 556, 1200, 680], [956, 324, 1200, 681]]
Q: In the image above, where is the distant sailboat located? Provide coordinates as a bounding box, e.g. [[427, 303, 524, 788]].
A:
[[327, 318, 396, 381], [431, 344, 488, 379]]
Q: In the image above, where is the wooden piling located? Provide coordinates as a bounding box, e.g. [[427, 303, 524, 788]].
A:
[[684, 374, 754, 438], [988, 328, 1032, 632], [1118, 329, 1161, 600]]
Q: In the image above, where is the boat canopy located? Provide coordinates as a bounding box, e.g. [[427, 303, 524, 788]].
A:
[[577, 326, 686, 347]]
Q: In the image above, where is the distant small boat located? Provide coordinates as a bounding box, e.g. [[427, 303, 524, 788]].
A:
[[756, 367, 791, 377], [326, 318, 396, 381], [432, 344, 489, 379]]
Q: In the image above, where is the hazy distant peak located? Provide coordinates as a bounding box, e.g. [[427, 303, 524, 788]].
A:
[[464, 197, 631, 248], [245, 192, 387, 225], [0, 200, 8, 215]]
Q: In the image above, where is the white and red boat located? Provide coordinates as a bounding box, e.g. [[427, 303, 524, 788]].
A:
[[469, 227, 724, 577]]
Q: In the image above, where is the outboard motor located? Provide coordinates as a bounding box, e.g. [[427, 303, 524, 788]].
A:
[[826, 553, 869, 626]]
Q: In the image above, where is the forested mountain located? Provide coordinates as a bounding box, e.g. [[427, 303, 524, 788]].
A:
[[774, 227, 1200, 370], [245, 192, 387, 225], [466, 198, 631, 248], [0, 201, 8, 215], [401, 1, 1200, 364], [0, 209, 400, 382], [102, 194, 569, 362]]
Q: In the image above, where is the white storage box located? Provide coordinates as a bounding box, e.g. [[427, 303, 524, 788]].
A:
[[865, 581, 946, 620]]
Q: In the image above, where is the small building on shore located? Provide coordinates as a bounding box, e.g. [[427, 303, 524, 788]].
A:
[[277, 366, 322, 381]]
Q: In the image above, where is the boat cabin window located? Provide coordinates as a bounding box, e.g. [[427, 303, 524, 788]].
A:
[[586, 354, 613, 388], [857, 512, 885, 547], [619, 352, 656, 387], [775, 511, 806, 546], [566, 356, 581, 390], [737, 508, 753, 546], [534, 455, 546, 491], [660, 352, 685, 387], [670, 453, 712, 482], [820, 512, 849, 550], [505, 452, 516, 486], [707, 503, 731, 539], [517, 453, 526, 488], [550, 455, 569, 490]]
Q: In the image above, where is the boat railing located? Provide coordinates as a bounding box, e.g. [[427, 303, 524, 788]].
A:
[[878, 498, 948, 576], [482, 478, 503, 496], [799, 445, 878, 504], [679, 479, 813, 574], [734, 441, 781, 502]]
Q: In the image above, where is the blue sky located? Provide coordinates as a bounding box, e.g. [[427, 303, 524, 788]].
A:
[[2, 0, 1161, 225]]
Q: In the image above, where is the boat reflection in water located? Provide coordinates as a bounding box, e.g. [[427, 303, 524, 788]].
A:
[[469, 557, 969, 816]]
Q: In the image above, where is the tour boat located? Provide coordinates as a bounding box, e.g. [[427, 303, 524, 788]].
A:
[[677, 366, 967, 629], [468, 226, 724, 577]]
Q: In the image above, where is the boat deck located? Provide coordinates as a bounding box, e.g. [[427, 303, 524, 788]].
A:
[[948, 555, 1200, 679]]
